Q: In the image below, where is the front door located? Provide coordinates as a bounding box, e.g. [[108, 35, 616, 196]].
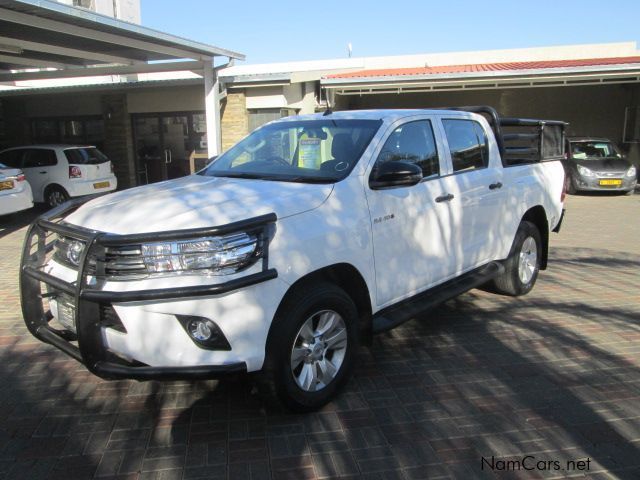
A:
[[365, 118, 454, 307], [133, 113, 204, 185]]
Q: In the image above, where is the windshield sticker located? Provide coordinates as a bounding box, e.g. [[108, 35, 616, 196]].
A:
[[299, 138, 321, 169]]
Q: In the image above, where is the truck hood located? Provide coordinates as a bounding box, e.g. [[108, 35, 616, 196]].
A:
[[64, 175, 333, 234], [572, 157, 631, 173]]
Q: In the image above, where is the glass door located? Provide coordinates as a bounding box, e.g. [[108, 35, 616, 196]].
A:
[[162, 115, 189, 179], [133, 112, 205, 185], [134, 116, 164, 185]]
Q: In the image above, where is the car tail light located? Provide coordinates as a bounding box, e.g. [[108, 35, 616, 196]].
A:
[[16, 173, 26, 182], [69, 166, 82, 178], [561, 173, 567, 203]]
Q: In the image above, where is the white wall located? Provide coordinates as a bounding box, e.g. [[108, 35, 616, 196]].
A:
[[245, 82, 316, 113]]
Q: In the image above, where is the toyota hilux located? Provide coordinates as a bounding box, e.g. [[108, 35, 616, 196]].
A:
[[20, 107, 567, 411]]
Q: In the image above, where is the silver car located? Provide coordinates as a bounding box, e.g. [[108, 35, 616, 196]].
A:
[[563, 137, 637, 195]]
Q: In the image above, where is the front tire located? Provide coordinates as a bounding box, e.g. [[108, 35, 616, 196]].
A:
[[267, 282, 359, 412], [491, 221, 542, 296]]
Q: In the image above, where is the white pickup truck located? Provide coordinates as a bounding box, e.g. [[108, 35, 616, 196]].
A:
[[20, 107, 566, 411]]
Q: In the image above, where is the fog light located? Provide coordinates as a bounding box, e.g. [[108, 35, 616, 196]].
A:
[[188, 319, 213, 341], [176, 315, 231, 350]]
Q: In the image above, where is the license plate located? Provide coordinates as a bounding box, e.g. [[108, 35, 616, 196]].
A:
[[0, 180, 13, 191], [599, 179, 622, 186], [52, 294, 76, 333], [93, 181, 110, 189]]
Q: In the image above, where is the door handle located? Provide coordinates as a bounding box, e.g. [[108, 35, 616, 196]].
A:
[[39, 171, 47, 174], [489, 182, 503, 190], [435, 193, 454, 203]]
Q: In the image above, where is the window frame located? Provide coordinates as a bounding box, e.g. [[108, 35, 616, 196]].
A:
[[370, 118, 442, 186], [440, 117, 490, 175]]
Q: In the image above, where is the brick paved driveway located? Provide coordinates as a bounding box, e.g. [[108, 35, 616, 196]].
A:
[[0, 192, 638, 480]]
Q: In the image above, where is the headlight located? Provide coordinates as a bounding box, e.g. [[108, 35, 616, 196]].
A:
[[577, 165, 595, 177], [141, 232, 258, 275], [626, 165, 637, 178]]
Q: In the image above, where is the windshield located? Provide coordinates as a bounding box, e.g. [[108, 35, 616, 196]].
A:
[[64, 147, 110, 165], [201, 119, 382, 183], [570, 141, 621, 160]]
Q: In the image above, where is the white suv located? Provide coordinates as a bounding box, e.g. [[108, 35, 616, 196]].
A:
[[0, 145, 117, 208]]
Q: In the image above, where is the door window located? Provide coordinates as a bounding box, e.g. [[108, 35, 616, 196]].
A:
[[443, 119, 489, 172], [0, 149, 24, 168], [23, 149, 57, 168], [375, 120, 440, 178]]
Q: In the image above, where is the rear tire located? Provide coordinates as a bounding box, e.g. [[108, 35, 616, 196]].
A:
[[491, 221, 542, 296], [45, 186, 69, 209], [267, 282, 359, 412]]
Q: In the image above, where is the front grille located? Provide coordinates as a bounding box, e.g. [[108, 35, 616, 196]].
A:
[[595, 171, 625, 178], [99, 245, 148, 277]]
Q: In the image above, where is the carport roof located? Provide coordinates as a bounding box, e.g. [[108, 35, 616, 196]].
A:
[[0, 0, 244, 82]]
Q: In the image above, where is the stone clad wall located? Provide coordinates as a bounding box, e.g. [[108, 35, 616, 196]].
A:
[[220, 91, 249, 153]]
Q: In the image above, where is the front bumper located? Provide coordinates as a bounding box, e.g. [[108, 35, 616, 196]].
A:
[[20, 199, 278, 380], [572, 174, 636, 192]]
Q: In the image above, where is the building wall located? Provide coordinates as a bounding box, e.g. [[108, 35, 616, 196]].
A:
[[23, 93, 102, 117], [344, 83, 640, 164], [127, 86, 204, 113], [221, 91, 249, 152]]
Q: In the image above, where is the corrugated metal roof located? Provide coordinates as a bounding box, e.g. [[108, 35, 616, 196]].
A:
[[325, 56, 640, 79], [0, 0, 244, 61], [0, 77, 202, 96]]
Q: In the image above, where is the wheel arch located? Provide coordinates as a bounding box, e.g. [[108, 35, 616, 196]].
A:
[[521, 205, 549, 270], [43, 183, 69, 198], [266, 263, 373, 363]]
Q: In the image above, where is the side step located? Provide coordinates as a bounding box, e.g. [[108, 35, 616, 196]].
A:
[[372, 261, 504, 333]]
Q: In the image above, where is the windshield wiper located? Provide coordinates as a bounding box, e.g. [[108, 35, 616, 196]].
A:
[[284, 176, 336, 184], [211, 172, 266, 180]]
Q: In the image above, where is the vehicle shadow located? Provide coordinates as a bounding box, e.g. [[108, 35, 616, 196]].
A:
[[0, 205, 47, 240], [1, 246, 638, 479]]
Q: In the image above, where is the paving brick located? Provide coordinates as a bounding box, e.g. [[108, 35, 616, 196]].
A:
[[1, 189, 639, 480]]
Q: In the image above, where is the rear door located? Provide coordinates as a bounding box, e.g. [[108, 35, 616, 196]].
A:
[[439, 116, 505, 273], [365, 117, 455, 307]]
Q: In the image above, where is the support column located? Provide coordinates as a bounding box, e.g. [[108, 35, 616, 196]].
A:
[[203, 57, 221, 158], [101, 94, 135, 188]]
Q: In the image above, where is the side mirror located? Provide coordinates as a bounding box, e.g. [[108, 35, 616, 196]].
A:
[[370, 161, 423, 189]]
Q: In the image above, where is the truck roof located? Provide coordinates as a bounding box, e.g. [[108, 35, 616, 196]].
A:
[[281, 109, 471, 123]]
